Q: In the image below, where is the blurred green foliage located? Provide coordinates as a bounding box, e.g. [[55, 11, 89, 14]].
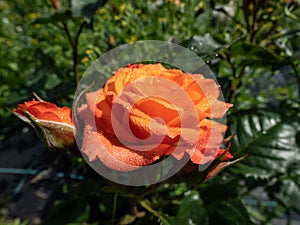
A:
[[1, 0, 300, 224]]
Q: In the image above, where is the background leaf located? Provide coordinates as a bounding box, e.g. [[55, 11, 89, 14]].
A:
[[228, 111, 300, 179], [33, 10, 73, 24], [71, 0, 108, 26], [170, 190, 209, 225], [41, 198, 89, 225], [207, 198, 254, 225], [229, 43, 287, 69], [181, 34, 220, 59], [277, 162, 300, 214]]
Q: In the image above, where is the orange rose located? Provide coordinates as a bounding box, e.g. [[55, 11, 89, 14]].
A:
[[79, 63, 232, 172], [13, 99, 75, 150]]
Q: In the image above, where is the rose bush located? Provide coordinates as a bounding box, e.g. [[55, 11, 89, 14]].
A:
[[13, 99, 75, 150], [78, 63, 233, 172]]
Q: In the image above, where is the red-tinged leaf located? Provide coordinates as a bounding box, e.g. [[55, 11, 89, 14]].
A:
[[205, 154, 249, 181]]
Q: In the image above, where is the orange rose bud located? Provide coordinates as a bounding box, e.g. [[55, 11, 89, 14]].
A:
[[79, 63, 233, 172], [13, 99, 75, 151]]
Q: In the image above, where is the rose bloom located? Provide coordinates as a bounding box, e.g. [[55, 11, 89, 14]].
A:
[[13, 99, 75, 150], [79, 63, 232, 172]]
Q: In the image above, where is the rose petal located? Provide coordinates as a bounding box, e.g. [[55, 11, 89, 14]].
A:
[[80, 105, 171, 171], [134, 97, 179, 124], [14, 100, 72, 125], [86, 90, 115, 134]]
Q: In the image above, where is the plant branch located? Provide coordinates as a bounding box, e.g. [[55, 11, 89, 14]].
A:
[[73, 21, 87, 85], [130, 200, 146, 218], [51, 0, 86, 85], [250, 0, 260, 43], [291, 59, 300, 121], [112, 193, 118, 225], [228, 66, 246, 102], [139, 199, 171, 225], [242, 0, 251, 33], [215, 8, 246, 28], [59, 20, 86, 85], [225, 53, 236, 78], [62, 22, 75, 47], [51, 0, 60, 9]]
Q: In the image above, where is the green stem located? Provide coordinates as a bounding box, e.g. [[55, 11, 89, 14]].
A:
[[219, 34, 247, 56], [228, 66, 246, 103], [61, 21, 83, 85], [290, 59, 300, 123], [130, 199, 145, 218], [60, 20, 87, 85], [51, 0, 85, 85], [139, 200, 171, 225], [242, 0, 251, 34], [73, 21, 87, 85], [250, 0, 260, 43], [62, 22, 74, 48], [137, 185, 157, 200], [214, 8, 246, 28], [291, 60, 300, 102], [112, 193, 118, 225]]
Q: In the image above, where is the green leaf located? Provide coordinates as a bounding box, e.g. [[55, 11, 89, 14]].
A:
[[207, 198, 254, 225], [120, 214, 136, 225], [230, 43, 288, 69], [181, 34, 220, 59], [167, 190, 209, 225], [8, 62, 19, 71], [71, 0, 107, 24], [41, 198, 89, 225], [44, 73, 62, 90], [280, 162, 300, 213], [33, 10, 73, 24], [201, 179, 239, 203], [228, 111, 299, 179], [177, 190, 209, 225], [246, 206, 268, 224], [281, 178, 300, 213], [139, 200, 171, 225], [1, 74, 26, 86]]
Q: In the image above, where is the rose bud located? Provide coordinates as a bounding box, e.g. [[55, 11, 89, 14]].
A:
[[13, 98, 75, 151]]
